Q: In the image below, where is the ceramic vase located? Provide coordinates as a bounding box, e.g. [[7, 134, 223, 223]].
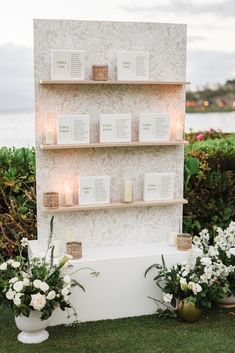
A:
[[15, 310, 50, 344]]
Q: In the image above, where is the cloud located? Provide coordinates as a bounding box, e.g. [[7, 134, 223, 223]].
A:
[[187, 49, 235, 89], [0, 43, 34, 113], [120, 0, 235, 17]]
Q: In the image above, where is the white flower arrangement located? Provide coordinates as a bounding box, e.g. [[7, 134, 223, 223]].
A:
[[0, 218, 99, 320]]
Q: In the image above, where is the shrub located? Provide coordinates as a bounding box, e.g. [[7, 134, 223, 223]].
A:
[[184, 136, 235, 235], [0, 148, 36, 258]]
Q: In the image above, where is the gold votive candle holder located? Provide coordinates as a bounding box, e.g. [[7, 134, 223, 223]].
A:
[[177, 233, 192, 251], [43, 192, 59, 209], [92, 65, 108, 81], [66, 242, 82, 259]]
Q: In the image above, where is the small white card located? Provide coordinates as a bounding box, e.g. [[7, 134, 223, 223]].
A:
[[100, 114, 131, 143], [143, 173, 175, 201], [78, 176, 110, 205], [139, 113, 170, 141], [57, 115, 90, 144], [117, 51, 149, 81], [51, 50, 85, 80]]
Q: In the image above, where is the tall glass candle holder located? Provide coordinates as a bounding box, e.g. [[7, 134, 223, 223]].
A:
[[122, 178, 133, 203], [62, 176, 74, 207], [175, 121, 184, 140], [43, 112, 57, 145]]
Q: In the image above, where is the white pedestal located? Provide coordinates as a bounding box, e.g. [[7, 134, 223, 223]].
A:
[[29, 240, 190, 325]]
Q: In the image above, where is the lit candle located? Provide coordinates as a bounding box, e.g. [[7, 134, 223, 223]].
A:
[[124, 180, 133, 203], [45, 128, 55, 144], [64, 185, 73, 206], [168, 232, 177, 247], [53, 240, 62, 257], [175, 122, 183, 140]]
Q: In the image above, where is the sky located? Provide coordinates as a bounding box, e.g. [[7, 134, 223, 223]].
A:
[[0, 0, 235, 113]]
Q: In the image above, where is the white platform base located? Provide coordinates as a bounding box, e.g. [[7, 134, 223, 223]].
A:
[[18, 330, 49, 344], [29, 241, 191, 326]]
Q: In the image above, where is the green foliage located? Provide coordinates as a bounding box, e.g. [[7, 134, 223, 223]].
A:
[[184, 136, 235, 234], [0, 147, 36, 258]]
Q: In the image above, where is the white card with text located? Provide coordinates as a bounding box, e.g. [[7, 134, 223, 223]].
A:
[[117, 51, 149, 81], [57, 115, 90, 144], [139, 113, 170, 141], [51, 50, 85, 80], [143, 173, 175, 201], [100, 114, 131, 142], [78, 176, 110, 205]]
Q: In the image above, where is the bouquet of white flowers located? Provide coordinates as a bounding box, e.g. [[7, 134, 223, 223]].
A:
[[0, 219, 98, 320]]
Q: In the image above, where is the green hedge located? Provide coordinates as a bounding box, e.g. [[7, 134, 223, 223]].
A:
[[183, 136, 235, 234], [0, 137, 234, 256], [0, 147, 36, 257]]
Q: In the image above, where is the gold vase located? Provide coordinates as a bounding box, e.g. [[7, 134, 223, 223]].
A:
[[178, 301, 203, 323]]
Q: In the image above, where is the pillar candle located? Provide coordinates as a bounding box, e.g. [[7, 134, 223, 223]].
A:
[[64, 186, 73, 206], [168, 232, 178, 247], [124, 180, 133, 203]]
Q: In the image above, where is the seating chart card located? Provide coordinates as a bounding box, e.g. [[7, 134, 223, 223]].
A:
[[51, 50, 85, 80], [117, 51, 149, 81], [57, 115, 90, 144], [100, 114, 131, 142], [139, 113, 170, 141], [143, 173, 175, 201], [78, 176, 110, 205]]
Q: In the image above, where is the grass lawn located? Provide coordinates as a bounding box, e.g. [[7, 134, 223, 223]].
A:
[[1, 308, 235, 353]]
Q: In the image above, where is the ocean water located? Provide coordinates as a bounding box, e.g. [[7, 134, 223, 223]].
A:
[[0, 111, 235, 147]]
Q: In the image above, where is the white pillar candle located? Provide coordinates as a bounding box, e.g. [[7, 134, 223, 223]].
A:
[[53, 240, 61, 257], [168, 232, 178, 247], [124, 180, 133, 203], [175, 122, 183, 140], [45, 128, 55, 144]]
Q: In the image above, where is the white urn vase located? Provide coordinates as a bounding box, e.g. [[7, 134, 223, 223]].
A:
[[15, 310, 50, 344]]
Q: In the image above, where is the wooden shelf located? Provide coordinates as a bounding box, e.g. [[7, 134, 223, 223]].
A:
[[40, 140, 188, 150], [43, 198, 188, 213], [40, 80, 190, 86]]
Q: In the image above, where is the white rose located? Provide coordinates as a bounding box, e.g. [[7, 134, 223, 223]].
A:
[[6, 290, 14, 300], [192, 283, 202, 294], [7, 259, 14, 265], [46, 290, 56, 300], [0, 262, 7, 271], [30, 293, 46, 311], [12, 261, 21, 269], [13, 281, 24, 292], [63, 275, 71, 284], [9, 277, 18, 284], [229, 248, 235, 256], [23, 278, 30, 286], [13, 297, 21, 306], [13, 293, 22, 307], [40, 282, 49, 293], [21, 237, 29, 247], [163, 293, 173, 303], [33, 279, 42, 289]]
